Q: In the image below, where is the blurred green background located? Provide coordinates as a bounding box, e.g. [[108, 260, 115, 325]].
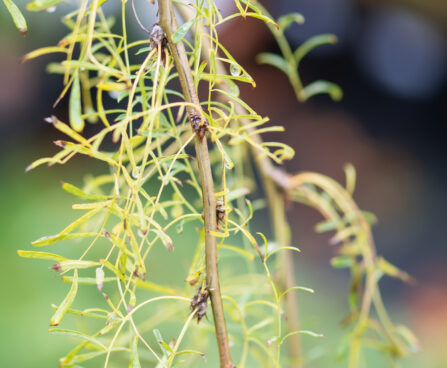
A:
[[1, 0, 447, 367]]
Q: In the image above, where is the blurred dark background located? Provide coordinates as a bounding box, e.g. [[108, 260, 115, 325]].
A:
[[1, 0, 446, 366]]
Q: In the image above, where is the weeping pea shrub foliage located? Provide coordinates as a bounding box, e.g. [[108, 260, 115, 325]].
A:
[[10, 0, 419, 367]]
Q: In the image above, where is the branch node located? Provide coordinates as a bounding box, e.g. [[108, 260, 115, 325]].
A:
[[188, 109, 209, 141]]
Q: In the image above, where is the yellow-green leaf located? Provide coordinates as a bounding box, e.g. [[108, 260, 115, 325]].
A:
[[50, 270, 78, 326], [256, 52, 288, 75], [62, 182, 109, 201], [22, 46, 67, 63], [48, 328, 106, 349], [294, 34, 338, 64], [377, 257, 415, 284], [69, 71, 84, 132], [17, 250, 67, 262], [301, 80, 343, 102], [172, 19, 194, 43], [26, 0, 60, 12], [32, 232, 97, 247], [56, 260, 100, 272], [277, 12, 305, 32], [2, 0, 27, 34]]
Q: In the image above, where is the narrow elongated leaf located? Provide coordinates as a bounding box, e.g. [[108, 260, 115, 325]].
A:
[[172, 19, 194, 43], [315, 218, 341, 233], [280, 286, 314, 299], [56, 260, 100, 272], [265, 246, 301, 261], [32, 232, 98, 247], [377, 257, 415, 284], [22, 46, 67, 62], [62, 182, 109, 201], [69, 71, 84, 132], [330, 256, 353, 269], [62, 275, 115, 285], [26, 0, 61, 11], [294, 34, 338, 64], [277, 12, 305, 32], [280, 330, 324, 344], [301, 80, 343, 101], [2, 0, 27, 34], [50, 270, 78, 326], [129, 336, 141, 368], [17, 250, 67, 262], [49, 328, 106, 349], [256, 52, 288, 75], [44, 115, 90, 146], [344, 163, 356, 195], [153, 329, 170, 357], [135, 279, 180, 296]]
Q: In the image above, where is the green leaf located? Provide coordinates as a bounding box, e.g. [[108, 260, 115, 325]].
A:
[[362, 211, 378, 225], [17, 250, 67, 262], [280, 286, 314, 300], [227, 188, 250, 202], [50, 270, 78, 326], [153, 329, 172, 357], [22, 46, 67, 62], [56, 260, 100, 272], [265, 246, 301, 262], [280, 330, 323, 344], [256, 52, 288, 75], [294, 34, 338, 64], [226, 79, 240, 97], [301, 80, 343, 101], [62, 275, 115, 285], [315, 218, 341, 233], [277, 12, 304, 32], [32, 232, 98, 247], [62, 182, 110, 201], [69, 71, 85, 132], [26, 0, 61, 12], [330, 256, 353, 269], [377, 257, 415, 284], [172, 19, 194, 43], [344, 163, 356, 195], [49, 328, 106, 349], [129, 336, 141, 368], [135, 46, 151, 55], [2, 0, 27, 34]]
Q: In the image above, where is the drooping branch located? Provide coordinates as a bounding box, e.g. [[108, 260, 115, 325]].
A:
[[156, 1, 234, 367], [173, 4, 302, 366]]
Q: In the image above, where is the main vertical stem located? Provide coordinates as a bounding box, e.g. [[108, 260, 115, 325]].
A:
[[174, 4, 302, 363], [157, 2, 234, 367]]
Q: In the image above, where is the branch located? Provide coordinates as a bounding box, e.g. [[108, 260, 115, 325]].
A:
[[172, 3, 302, 366], [156, 1, 234, 367], [173, 4, 302, 366]]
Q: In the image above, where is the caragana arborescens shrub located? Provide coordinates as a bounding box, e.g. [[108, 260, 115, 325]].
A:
[[5, 0, 419, 366]]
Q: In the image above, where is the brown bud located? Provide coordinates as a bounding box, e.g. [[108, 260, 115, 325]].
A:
[[188, 110, 209, 141]]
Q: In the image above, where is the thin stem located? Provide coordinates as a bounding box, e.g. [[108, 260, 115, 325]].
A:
[[174, 3, 302, 366], [156, 1, 234, 367]]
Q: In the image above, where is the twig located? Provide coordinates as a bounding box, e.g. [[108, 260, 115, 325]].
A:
[[173, 3, 302, 366], [156, 1, 234, 367]]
